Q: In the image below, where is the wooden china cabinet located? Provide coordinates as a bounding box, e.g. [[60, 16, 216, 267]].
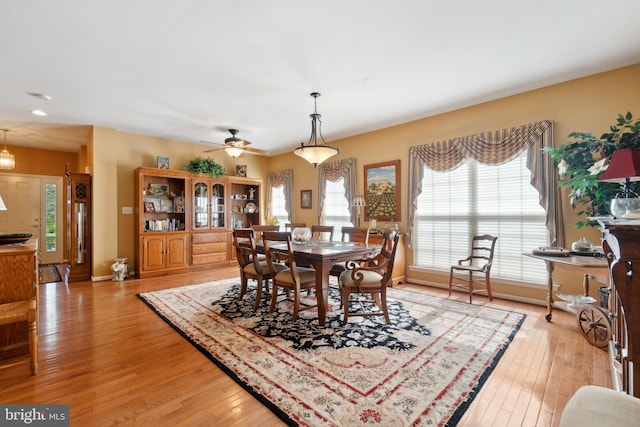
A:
[[135, 167, 262, 276]]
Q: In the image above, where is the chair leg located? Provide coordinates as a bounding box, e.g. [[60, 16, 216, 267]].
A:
[[485, 272, 493, 301], [342, 287, 351, 325], [269, 283, 279, 313], [254, 278, 263, 309], [448, 269, 454, 297], [238, 275, 248, 300], [27, 308, 37, 375], [292, 286, 300, 323], [468, 271, 473, 304]]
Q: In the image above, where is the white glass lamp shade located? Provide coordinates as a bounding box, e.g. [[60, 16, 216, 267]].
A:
[[0, 195, 6, 211], [224, 146, 244, 158], [294, 145, 338, 167]]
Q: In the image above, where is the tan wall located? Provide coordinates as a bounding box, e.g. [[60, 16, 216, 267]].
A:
[[270, 63, 640, 302], [87, 63, 639, 298], [91, 127, 270, 278]]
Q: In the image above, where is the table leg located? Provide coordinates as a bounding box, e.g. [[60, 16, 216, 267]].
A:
[[546, 261, 555, 322], [582, 274, 590, 297], [313, 261, 330, 326]]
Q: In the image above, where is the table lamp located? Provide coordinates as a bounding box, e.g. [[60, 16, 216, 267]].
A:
[[352, 194, 366, 227], [0, 195, 6, 211], [597, 148, 640, 217]]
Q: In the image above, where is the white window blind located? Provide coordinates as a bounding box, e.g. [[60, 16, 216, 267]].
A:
[[414, 152, 548, 284], [323, 178, 352, 237], [270, 186, 288, 231]]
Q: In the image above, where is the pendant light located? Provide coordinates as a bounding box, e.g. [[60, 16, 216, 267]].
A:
[[0, 129, 15, 170], [294, 92, 339, 167]]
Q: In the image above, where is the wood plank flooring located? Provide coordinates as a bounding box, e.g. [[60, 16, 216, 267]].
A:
[[0, 267, 611, 426]]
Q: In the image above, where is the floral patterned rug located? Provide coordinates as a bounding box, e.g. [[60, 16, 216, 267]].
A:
[[138, 279, 525, 426]]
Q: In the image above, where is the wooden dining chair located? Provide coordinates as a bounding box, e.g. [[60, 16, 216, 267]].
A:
[[311, 225, 334, 241], [262, 231, 318, 322], [0, 299, 38, 375], [449, 234, 498, 303], [250, 224, 280, 240], [338, 230, 399, 325], [232, 229, 286, 308], [329, 227, 370, 279], [284, 223, 306, 231]]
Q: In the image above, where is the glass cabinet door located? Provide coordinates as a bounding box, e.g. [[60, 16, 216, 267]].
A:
[[193, 181, 209, 229], [211, 183, 225, 228]]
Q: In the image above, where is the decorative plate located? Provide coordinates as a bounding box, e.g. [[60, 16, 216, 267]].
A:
[[244, 202, 258, 214], [0, 233, 33, 245]]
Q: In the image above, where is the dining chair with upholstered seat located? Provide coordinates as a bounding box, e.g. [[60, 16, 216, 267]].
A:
[[262, 231, 318, 322], [0, 299, 38, 375], [311, 225, 334, 241], [338, 230, 399, 325], [329, 226, 370, 280], [448, 234, 498, 303], [232, 228, 286, 308]]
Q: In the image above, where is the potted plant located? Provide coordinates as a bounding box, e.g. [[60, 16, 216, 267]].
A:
[[184, 157, 225, 178], [544, 112, 640, 228]]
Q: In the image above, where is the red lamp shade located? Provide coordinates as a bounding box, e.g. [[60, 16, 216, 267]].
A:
[[598, 148, 640, 183]]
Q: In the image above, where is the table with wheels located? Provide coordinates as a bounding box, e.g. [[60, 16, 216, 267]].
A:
[[526, 252, 611, 347]]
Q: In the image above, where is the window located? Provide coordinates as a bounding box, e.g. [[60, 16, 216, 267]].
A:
[[270, 185, 288, 231], [323, 178, 352, 237], [414, 152, 548, 284], [44, 183, 57, 252]]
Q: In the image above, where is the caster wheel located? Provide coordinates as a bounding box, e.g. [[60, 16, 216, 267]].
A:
[[577, 305, 611, 348]]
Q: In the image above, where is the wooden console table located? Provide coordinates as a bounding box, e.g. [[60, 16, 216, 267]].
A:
[[598, 220, 640, 397], [0, 240, 39, 359]]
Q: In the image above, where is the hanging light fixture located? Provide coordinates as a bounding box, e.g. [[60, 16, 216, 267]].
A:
[[0, 129, 15, 170], [294, 92, 339, 167]]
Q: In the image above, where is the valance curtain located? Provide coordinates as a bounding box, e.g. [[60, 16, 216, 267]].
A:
[[407, 120, 563, 248], [266, 169, 293, 223], [317, 157, 356, 225]]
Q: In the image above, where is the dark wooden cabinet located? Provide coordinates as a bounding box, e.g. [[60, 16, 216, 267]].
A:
[[600, 220, 640, 397]]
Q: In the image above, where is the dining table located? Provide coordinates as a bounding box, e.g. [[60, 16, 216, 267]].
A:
[[258, 239, 381, 326]]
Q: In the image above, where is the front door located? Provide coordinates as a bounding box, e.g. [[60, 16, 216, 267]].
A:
[[0, 174, 63, 264]]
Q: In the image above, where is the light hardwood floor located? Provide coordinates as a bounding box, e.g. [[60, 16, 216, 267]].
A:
[[0, 267, 611, 426]]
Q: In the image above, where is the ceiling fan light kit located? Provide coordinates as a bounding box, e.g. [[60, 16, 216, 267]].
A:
[[294, 92, 339, 167]]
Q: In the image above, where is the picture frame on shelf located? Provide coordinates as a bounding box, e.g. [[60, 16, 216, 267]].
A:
[[364, 160, 400, 221], [144, 201, 156, 213], [157, 156, 170, 169], [235, 164, 247, 177], [148, 183, 169, 196], [301, 190, 312, 209]]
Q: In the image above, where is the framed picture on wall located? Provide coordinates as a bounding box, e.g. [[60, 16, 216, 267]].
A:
[[364, 160, 400, 221], [157, 156, 170, 169], [301, 189, 312, 209]]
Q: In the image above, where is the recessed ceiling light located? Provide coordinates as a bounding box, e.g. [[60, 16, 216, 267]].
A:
[[29, 92, 53, 101], [31, 109, 48, 116]]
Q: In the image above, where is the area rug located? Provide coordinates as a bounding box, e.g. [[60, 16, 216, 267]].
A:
[[39, 264, 62, 283], [138, 279, 525, 426]]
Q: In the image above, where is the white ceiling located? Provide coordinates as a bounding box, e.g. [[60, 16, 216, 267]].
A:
[[1, 0, 639, 155]]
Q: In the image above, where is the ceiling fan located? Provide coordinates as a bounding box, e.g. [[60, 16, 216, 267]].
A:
[[202, 129, 268, 158]]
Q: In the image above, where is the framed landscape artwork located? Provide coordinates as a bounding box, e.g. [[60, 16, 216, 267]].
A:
[[364, 160, 400, 221]]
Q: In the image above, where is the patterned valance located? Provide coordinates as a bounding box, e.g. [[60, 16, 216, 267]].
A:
[[410, 120, 553, 171], [318, 157, 355, 181]]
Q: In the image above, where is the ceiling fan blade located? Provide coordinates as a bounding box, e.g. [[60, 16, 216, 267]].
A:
[[244, 146, 268, 155]]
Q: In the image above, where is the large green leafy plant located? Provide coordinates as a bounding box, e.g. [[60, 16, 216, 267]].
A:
[[184, 157, 225, 178], [544, 112, 640, 228]]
